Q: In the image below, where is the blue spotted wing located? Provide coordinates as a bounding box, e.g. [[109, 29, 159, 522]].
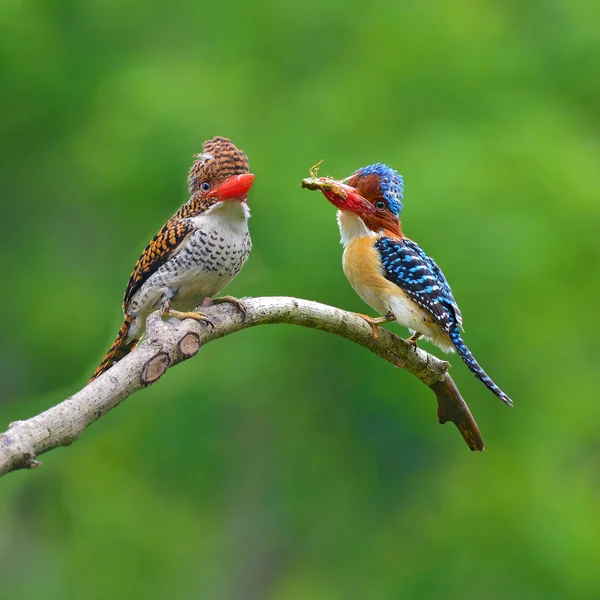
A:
[[375, 237, 463, 333]]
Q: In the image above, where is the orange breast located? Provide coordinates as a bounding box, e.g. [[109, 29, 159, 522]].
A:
[[342, 236, 399, 314]]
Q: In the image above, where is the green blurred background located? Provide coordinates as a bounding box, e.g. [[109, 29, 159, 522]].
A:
[[1, 0, 599, 598]]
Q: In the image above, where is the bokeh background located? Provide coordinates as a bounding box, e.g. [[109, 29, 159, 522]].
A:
[[1, 0, 599, 598]]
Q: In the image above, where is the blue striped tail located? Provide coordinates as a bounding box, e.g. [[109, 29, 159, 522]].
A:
[[450, 328, 513, 407]]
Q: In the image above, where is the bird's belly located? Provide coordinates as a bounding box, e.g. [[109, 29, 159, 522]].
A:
[[131, 225, 251, 316], [386, 290, 454, 352], [168, 268, 234, 312], [343, 236, 453, 352]]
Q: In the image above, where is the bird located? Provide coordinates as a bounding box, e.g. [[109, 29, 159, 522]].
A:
[[302, 162, 512, 406], [90, 136, 255, 382]]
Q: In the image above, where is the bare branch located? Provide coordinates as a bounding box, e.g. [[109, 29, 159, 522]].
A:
[[0, 296, 483, 477]]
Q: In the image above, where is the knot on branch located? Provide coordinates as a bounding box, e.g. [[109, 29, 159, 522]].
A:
[[177, 332, 201, 358], [141, 352, 170, 386]]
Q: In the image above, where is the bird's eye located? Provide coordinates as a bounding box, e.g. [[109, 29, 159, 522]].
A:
[[200, 181, 211, 193], [375, 200, 387, 212]]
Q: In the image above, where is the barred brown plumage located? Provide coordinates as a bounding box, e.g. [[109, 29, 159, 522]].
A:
[[124, 220, 194, 307], [90, 137, 255, 382]]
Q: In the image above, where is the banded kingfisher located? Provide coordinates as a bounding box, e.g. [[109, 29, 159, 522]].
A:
[[91, 136, 255, 381], [302, 162, 512, 407]]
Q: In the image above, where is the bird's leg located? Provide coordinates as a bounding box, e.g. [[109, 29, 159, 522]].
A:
[[211, 295, 247, 322], [406, 332, 422, 351], [355, 311, 396, 341], [161, 298, 215, 329]]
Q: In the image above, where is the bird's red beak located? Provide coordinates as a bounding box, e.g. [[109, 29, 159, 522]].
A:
[[320, 180, 375, 215], [207, 173, 255, 202]]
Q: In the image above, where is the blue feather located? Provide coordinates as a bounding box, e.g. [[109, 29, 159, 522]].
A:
[[358, 163, 404, 216], [375, 236, 512, 406]]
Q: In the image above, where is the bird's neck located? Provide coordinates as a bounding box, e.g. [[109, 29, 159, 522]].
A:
[[188, 200, 251, 238], [336, 211, 402, 247], [177, 194, 250, 221]]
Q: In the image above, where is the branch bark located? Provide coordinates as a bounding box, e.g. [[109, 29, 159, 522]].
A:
[[0, 296, 483, 477]]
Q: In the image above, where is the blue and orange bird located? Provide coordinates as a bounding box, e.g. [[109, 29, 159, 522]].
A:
[[302, 162, 512, 407]]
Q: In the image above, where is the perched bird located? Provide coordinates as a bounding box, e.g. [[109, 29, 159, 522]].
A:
[[302, 162, 512, 406], [91, 136, 255, 381]]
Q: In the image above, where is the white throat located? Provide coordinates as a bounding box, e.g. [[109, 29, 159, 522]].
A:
[[337, 210, 375, 247], [204, 199, 250, 220], [191, 200, 250, 231]]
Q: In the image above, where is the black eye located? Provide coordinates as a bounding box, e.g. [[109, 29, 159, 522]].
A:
[[375, 200, 387, 212], [200, 181, 211, 193]]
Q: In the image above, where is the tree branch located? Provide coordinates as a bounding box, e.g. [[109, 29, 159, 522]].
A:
[[0, 296, 483, 477]]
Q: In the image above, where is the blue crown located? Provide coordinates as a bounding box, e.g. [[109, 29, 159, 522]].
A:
[[359, 163, 404, 216]]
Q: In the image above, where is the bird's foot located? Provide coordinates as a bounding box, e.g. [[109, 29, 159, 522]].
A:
[[406, 332, 422, 351], [212, 295, 247, 322], [355, 312, 396, 341], [162, 300, 215, 329]]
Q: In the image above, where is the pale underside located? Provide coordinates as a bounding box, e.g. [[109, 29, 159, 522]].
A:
[[127, 201, 251, 340], [337, 210, 454, 353]]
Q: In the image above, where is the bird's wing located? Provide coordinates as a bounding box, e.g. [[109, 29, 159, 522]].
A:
[[375, 236, 463, 332], [123, 217, 194, 308]]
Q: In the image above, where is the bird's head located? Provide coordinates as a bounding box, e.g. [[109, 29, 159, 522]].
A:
[[304, 163, 404, 236], [188, 136, 255, 212]]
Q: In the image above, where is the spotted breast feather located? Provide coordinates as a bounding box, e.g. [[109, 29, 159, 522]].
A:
[[123, 217, 194, 308]]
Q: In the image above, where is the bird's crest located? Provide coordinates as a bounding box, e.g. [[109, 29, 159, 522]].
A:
[[189, 136, 250, 193], [352, 163, 404, 216]]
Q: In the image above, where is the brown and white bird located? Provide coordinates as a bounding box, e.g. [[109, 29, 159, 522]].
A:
[[91, 136, 255, 381]]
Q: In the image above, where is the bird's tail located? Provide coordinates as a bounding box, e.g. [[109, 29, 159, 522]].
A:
[[89, 315, 139, 382], [450, 328, 513, 407]]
